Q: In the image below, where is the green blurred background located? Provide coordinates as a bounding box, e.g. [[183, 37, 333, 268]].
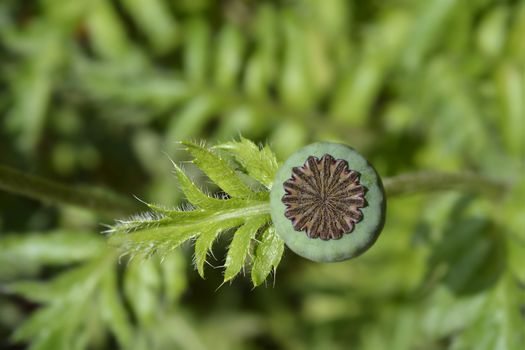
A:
[[0, 0, 524, 349]]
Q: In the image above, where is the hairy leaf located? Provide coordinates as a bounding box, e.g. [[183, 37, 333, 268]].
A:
[[107, 141, 278, 286], [172, 162, 247, 210], [224, 215, 270, 282], [216, 137, 279, 188], [251, 226, 285, 287], [109, 224, 198, 257], [194, 218, 244, 278], [181, 141, 257, 198]]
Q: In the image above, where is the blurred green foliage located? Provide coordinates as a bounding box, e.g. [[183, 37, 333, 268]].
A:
[[0, 0, 524, 349]]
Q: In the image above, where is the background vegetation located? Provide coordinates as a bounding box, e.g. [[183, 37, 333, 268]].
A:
[[0, 0, 524, 349]]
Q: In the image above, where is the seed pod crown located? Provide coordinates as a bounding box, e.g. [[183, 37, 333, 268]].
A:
[[282, 154, 366, 240]]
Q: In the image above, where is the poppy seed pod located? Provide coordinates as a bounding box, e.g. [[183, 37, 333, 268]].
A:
[[270, 142, 386, 262]]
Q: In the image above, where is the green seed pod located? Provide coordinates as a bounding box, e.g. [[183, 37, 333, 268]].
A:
[[270, 142, 386, 262]]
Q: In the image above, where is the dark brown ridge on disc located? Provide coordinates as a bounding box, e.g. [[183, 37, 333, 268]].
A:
[[281, 154, 367, 240]]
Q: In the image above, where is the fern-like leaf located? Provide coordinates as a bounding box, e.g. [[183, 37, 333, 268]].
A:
[[216, 137, 279, 188], [172, 162, 248, 210], [107, 140, 281, 286], [181, 141, 258, 198], [251, 226, 285, 287], [224, 216, 269, 283], [194, 218, 243, 278]]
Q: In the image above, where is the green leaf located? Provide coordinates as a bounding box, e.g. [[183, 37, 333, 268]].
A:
[[13, 298, 90, 350], [425, 199, 506, 295], [451, 274, 525, 350], [243, 5, 278, 98], [148, 207, 211, 222], [214, 24, 245, 89], [181, 141, 257, 198], [278, 15, 315, 110], [224, 215, 270, 282], [108, 202, 270, 254], [119, 0, 178, 53], [107, 140, 277, 285], [99, 269, 133, 349], [251, 226, 285, 286], [11, 254, 110, 349], [172, 162, 247, 210], [24, 324, 70, 350], [216, 137, 279, 188], [6, 256, 108, 303], [166, 95, 217, 142], [159, 252, 187, 306], [495, 63, 524, 157], [0, 231, 104, 279], [402, 0, 458, 69], [183, 19, 210, 85], [124, 259, 161, 326], [86, 0, 132, 60], [194, 218, 244, 278], [106, 212, 176, 235], [108, 224, 197, 257], [5, 26, 62, 155]]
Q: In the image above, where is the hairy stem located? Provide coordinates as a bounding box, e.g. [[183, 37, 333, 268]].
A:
[[383, 171, 509, 198], [0, 165, 141, 216]]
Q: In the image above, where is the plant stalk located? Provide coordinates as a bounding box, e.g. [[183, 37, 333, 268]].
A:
[[382, 171, 509, 198], [0, 165, 141, 217]]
